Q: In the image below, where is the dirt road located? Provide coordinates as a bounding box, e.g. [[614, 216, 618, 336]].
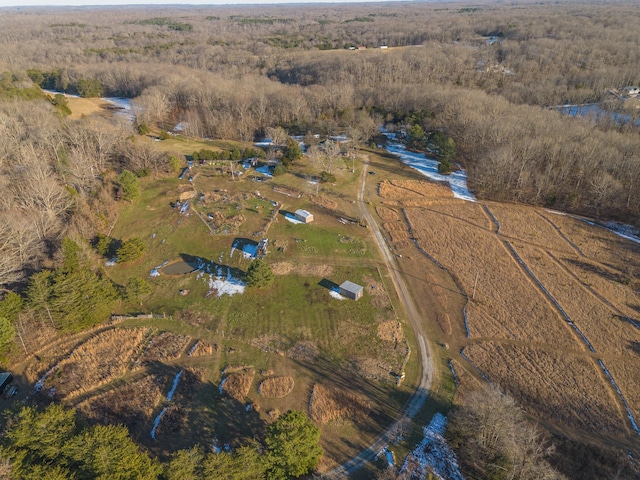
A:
[[321, 156, 434, 479]]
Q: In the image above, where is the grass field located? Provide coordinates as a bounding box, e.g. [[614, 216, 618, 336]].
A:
[[10, 145, 431, 470], [366, 158, 640, 457]]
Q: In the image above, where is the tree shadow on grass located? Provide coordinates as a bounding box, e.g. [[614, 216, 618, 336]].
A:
[[318, 278, 339, 291], [174, 253, 246, 281]]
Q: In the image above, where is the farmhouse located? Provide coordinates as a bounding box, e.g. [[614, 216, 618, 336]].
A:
[[339, 281, 364, 301], [294, 209, 314, 223]]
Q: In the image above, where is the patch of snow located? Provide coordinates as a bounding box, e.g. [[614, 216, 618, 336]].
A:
[[598, 360, 640, 434], [102, 96, 135, 123], [173, 122, 188, 132], [150, 407, 167, 440], [188, 342, 199, 357], [284, 212, 304, 224], [376, 446, 395, 468], [382, 134, 475, 202], [605, 221, 640, 245], [213, 437, 221, 454], [246, 403, 251, 412], [400, 413, 464, 480], [34, 365, 58, 392], [166, 370, 183, 402], [329, 290, 346, 300], [254, 138, 274, 147], [105, 258, 117, 267], [150, 260, 169, 277], [219, 377, 227, 394]]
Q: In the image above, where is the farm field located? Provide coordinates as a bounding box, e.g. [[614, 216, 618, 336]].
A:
[[10, 142, 440, 471], [365, 152, 640, 455]]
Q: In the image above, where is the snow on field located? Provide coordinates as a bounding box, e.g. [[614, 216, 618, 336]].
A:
[[546, 210, 640, 245], [207, 272, 246, 296], [231, 239, 258, 259], [605, 221, 640, 245], [254, 138, 274, 147], [284, 212, 304, 224], [400, 413, 464, 480], [102, 97, 135, 123], [150, 260, 169, 277], [329, 290, 346, 300], [166, 370, 183, 402], [376, 446, 395, 468], [218, 377, 227, 394], [105, 258, 117, 267], [150, 407, 167, 440], [382, 133, 475, 202]]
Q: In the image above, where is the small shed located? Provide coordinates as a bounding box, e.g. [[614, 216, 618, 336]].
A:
[[0, 372, 13, 394], [294, 209, 314, 224], [339, 281, 364, 301]]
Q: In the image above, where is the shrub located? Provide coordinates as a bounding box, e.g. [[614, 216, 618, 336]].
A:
[[117, 237, 145, 263]]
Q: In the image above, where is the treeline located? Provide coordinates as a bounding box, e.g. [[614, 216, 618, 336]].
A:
[[0, 405, 321, 480]]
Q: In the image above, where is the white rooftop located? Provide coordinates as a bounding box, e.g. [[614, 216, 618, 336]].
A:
[[339, 280, 363, 294]]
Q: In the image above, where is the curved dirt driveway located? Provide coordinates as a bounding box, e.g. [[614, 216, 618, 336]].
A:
[[321, 156, 434, 479]]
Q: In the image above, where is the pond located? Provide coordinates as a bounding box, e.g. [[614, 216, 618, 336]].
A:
[[161, 259, 201, 275]]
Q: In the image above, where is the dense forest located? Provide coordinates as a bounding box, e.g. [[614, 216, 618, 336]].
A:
[[0, 1, 639, 478], [1, 1, 639, 226]]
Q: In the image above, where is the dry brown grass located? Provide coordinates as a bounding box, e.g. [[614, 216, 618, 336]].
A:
[[188, 340, 215, 357], [311, 195, 338, 210], [421, 201, 493, 231], [75, 374, 163, 433], [221, 367, 255, 401], [287, 341, 318, 362], [464, 342, 627, 435], [379, 179, 452, 200], [136, 332, 191, 366], [376, 206, 400, 222], [271, 262, 333, 277], [42, 328, 148, 400], [351, 356, 393, 381], [309, 383, 371, 425], [377, 320, 403, 342], [489, 204, 576, 253], [258, 376, 295, 398], [157, 405, 188, 436], [363, 274, 391, 309], [516, 244, 640, 357], [405, 207, 577, 347], [559, 256, 640, 321], [606, 360, 640, 423]]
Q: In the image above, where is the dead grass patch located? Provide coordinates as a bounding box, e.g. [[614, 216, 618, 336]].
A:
[[421, 201, 494, 231], [436, 314, 452, 335], [174, 368, 204, 402], [377, 320, 403, 342], [364, 275, 391, 309], [606, 360, 640, 424], [560, 256, 640, 321], [271, 262, 333, 277], [489, 204, 575, 253], [379, 179, 452, 200], [43, 328, 148, 400], [287, 341, 318, 362], [517, 244, 640, 356], [258, 376, 295, 398], [405, 207, 576, 347], [351, 356, 392, 381], [188, 340, 215, 357], [311, 195, 338, 210], [376, 206, 400, 222], [136, 332, 191, 366], [75, 374, 163, 433], [157, 405, 188, 436], [309, 383, 371, 425], [221, 367, 255, 401], [465, 342, 626, 435], [251, 334, 287, 355]]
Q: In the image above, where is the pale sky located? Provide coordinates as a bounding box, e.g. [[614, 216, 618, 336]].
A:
[[0, 0, 399, 6]]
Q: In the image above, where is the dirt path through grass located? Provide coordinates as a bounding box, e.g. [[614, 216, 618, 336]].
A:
[[321, 155, 434, 479]]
